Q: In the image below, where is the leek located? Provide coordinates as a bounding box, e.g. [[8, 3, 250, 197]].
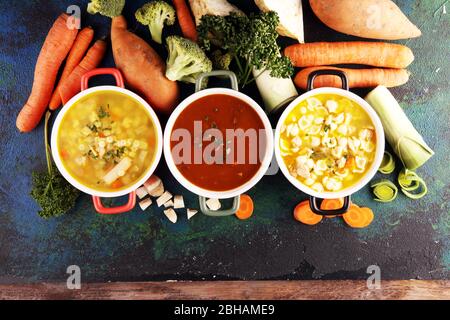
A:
[[365, 86, 434, 170], [398, 169, 428, 199], [371, 180, 398, 202], [378, 151, 396, 174]]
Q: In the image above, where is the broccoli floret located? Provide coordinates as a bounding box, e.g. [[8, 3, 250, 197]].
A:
[[87, 0, 125, 18], [165, 36, 213, 83], [135, 1, 176, 44], [211, 50, 232, 71]]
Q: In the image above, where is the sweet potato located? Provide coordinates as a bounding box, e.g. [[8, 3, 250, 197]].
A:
[[111, 16, 179, 114], [294, 66, 410, 89], [309, 0, 421, 40]]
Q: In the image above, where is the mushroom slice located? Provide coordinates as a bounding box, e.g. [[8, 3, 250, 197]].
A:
[[187, 209, 198, 220], [164, 208, 177, 224], [157, 191, 173, 207], [174, 195, 185, 209], [206, 198, 221, 211], [139, 198, 153, 211], [136, 187, 149, 200]]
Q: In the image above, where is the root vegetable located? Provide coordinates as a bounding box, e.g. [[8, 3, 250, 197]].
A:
[[111, 16, 179, 114], [139, 198, 153, 211], [309, 0, 421, 40], [157, 191, 173, 207], [16, 14, 78, 132], [294, 67, 410, 89], [164, 208, 178, 223], [285, 42, 414, 69]]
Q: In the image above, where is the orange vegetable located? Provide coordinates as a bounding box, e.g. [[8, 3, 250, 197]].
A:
[[16, 14, 78, 132], [49, 27, 94, 110], [111, 180, 124, 189], [294, 66, 410, 89], [111, 16, 179, 114], [342, 204, 374, 228], [172, 0, 198, 42], [59, 39, 107, 105], [236, 194, 254, 220], [320, 198, 344, 218], [294, 201, 323, 226], [284, 42, 414, 69]]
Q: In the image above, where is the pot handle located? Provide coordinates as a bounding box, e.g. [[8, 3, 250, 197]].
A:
[[93, 192, 137, 215], [309, 196, 351, 216], [307, 69, 349, 91], [195, 71, 239, 92], [81, 68, 125, 91], [199, 196, 241, 217]]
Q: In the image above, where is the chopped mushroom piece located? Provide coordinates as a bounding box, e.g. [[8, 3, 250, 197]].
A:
[[164, 200, 174, 208], [136, 187, 149, 200], [139, 198, 152, 211], [173, 195, 185, 209], [187, 209, 198, 220], [164, 208, 177, 224], [206, 198, 221, 211], [157, 191, 173, 207], [144, 175, 164, 197]]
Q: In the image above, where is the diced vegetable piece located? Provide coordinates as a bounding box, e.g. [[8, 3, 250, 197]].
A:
[[206, 198, 221, 211], [371, 180, 398, 202], [236, 195, 254, 220], [157, 191, 173, 207], [365, 86, 434, 170], [149, 183, 165, 197], [144, 175, 165, 197], [103, 157, 132, 185], [164, 200, 174, 208], [293, 201, 322, 225], [139, 198, 153, 211], [342, 204, 374, 229], [187, 209, 198, 220], [164, 208, 178, 223], [136, 186, 149, 199], [379, 151, 396, 174], [398, 169, 428, 199], [173, 195, 185, 209]]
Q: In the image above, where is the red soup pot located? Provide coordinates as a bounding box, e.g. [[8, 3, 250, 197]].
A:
[[164, 71, 274, 216], [51, 68, 163, 214]]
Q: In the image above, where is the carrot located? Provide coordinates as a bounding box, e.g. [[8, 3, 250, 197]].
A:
[[294, 66, 410, 90], [294, 201, 323, 226], [59, 39, 107, 105], [236, 194, 254, 220], [112, 16, 179, 114], [172, 0, 198, 42], [111, 180, 124, 189], [16, 14, 78, 132], [320, 198, 344, 218], [49, 27, 94, 110], [284, 42, 414, 69], [342, 204, 374, 228]]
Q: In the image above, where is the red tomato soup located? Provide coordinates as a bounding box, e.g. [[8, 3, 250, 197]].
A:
[[170, 94, 266, 191]]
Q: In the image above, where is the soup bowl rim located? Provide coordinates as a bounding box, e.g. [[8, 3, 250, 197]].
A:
[[51, 85, 163, 198], [274, 87, 385, 199], [164, 88, 274, 199]]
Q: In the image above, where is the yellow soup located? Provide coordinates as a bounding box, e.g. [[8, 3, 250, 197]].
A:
[[57, 90, 157, 192], [280, 94, 377, 193]]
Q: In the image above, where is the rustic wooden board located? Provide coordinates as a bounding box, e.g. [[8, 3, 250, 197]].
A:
[[0, 0, 448, 284], [0, 280, 449, 300]]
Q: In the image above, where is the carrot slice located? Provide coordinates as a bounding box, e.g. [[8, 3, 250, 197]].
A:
[[343, 204, 374, 228], [294, 201, 323, 225], [320, 198, 344, 218], [236, 194, 254, 220], [111, 180, 124, 189]]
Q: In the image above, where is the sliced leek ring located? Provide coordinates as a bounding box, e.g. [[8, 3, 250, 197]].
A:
[[371, 180, 398, 202], [398, 169, 428, 199], [379, 151, 396, 174]]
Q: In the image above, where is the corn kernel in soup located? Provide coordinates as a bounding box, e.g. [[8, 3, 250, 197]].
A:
[[280, 94, 377, 192], [57, 91, 157, 191]]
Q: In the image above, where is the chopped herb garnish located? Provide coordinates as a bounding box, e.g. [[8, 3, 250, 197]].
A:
[[98, 105, 110, 119]]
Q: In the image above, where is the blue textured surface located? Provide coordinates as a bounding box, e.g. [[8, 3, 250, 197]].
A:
[[0, 0, 449, 283]]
